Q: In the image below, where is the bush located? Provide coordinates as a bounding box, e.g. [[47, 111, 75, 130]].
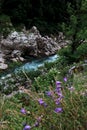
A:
[[76, 42, 87, 60], [0, 14, 13, 38], [58, 46, 75, 64], [58, 43, 87, 64]]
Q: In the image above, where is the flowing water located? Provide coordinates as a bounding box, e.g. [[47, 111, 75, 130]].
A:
[[0, 54, 59, 78], [15, 54, 58, 73]]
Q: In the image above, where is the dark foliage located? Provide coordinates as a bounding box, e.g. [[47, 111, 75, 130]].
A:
[[0, 0, 71, 34]]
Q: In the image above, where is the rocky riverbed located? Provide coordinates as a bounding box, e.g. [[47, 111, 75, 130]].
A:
[[0, 54, 58, 94], [0, 26, 69, 70], [0, 26, 69, 95]]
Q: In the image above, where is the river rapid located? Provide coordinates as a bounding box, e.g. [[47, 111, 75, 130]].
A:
[[0, 54, 59, 78], [15, 54, 58, 73]]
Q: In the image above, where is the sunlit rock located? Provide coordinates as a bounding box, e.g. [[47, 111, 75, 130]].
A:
[[0, 26, 68, 70], [0, 63, 8, 69]]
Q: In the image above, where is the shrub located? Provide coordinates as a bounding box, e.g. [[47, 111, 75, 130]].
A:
[[0, 14, 13, 38], [58, 43, 87, 64], [76, 42, 87, 60]]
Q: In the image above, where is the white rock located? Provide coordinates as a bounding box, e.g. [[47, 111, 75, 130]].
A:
[[11, 58, 18, 62], [20, 36, 28, 43], [13, 36, 21, 44], [9, 31, 19, 39], [0, 63, 8, 70], [11, 50, 21, 57], [19, 57, 25, 62], [0, 57, 5, 63], [20, 32, 28, 43]]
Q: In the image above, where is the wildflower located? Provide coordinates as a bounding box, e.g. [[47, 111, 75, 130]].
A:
[[20, 108, 26, 114], [57, 92, 64, 98], [54, 107, 63, 113], [56, 81, 61, 85], [55, 87, 63, 96], [68, 86, 75, 92], [45, 91, 52, 96], [55, 98, 61, 105], [55, 87, 61, 93], [56, 81, 61, 88], [38, 98, 44, 105], [43, 102, 48, 107], [64, 77, 67, 82], [23, 125, 31, 130], [34, 121, 39, 127], [38, 99, 47, 107], [37, 115, 43, 122]]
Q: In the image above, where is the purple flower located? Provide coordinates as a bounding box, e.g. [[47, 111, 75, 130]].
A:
[[64, 77, 67, 82], [55, 98, 61, 105], [38, 99, 47, 107], [20, 108, 26, 114], [46, 91, 52, 96], [68, 86, 75, 92], [43, 102, 48, 107], [38, 99, 44, 105], [56, 81, 61, 88], [37, 116, 43, 122], [54, 107, 63, 113], [55, 87, 61, 93], [57, 92, 63, 98], [55, 87, 62, 95], [23, 125, 31, 130], [56, 81, 61, 85], [34, 121, 39, 127], [55, 95, 63, 104]]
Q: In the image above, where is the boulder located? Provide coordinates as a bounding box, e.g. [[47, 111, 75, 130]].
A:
[[11, 50, 22, 58], [0, 63, 8, 70], [0, 57, 5, 63], [0, 50, 8, 69], [1, 26, 61, 57], [0, 26, 68, 69]]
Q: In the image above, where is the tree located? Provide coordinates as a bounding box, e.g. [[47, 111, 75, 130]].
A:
[[0, 0, 4, 14], [62, 0, 87, 54], [1, 0, 69, 34]]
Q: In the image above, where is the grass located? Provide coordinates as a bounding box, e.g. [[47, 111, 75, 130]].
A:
[[0, 63, 87, 130]]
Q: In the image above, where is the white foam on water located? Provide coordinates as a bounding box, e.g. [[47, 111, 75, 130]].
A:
[[15, 54, 59, 73]]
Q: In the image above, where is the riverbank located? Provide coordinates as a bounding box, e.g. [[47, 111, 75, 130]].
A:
[[0, 54, 59, 94]]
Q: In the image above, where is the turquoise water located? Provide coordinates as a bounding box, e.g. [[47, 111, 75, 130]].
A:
[[15, 54, 58, 73]]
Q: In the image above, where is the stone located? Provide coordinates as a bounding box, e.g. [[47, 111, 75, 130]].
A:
[[0, 63, 8, 69], [19, 57, 25, 62], [11, 50, 21, 58], [0, 26, 69, 70], [20, 32, 28, 43], [8, 31, 19, 40], [0, 57, 5, 63], [11, 58, 18, 62]]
